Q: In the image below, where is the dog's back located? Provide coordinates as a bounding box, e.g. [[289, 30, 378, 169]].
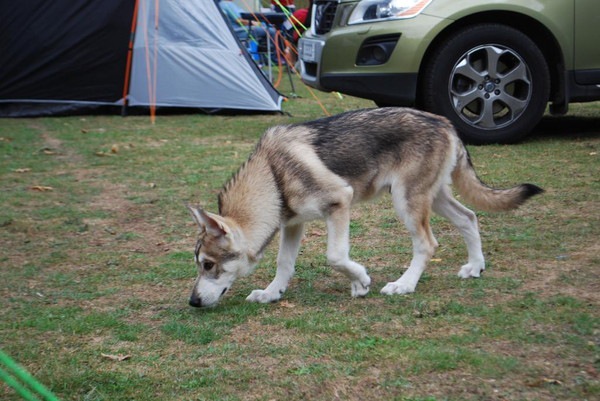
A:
[[305, 108, 455, 180], [251, 107, 458, 206]]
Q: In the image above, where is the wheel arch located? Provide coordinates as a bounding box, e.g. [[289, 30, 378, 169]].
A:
[[416, 11, 565, 109]]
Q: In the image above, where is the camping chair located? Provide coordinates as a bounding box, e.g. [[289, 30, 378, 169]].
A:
[[240, 11, 290, 84]]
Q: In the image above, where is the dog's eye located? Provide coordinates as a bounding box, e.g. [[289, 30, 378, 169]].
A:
[[203, 261, 215, 271]]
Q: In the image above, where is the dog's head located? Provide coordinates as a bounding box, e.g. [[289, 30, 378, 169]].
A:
[[186, 205, 257, 308]]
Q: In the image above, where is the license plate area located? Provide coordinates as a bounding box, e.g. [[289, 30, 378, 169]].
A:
[[301, 41, 316, 62], [299, 39, 323, 63]]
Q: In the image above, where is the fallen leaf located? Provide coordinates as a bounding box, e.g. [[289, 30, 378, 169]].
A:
[[279, 300, 296, 308], [36, 146, 58, 155], [30, 185, 53, 192], [309, 229, 326, 237], [527, 377, 563, 387], [101, 353, 131, 362]]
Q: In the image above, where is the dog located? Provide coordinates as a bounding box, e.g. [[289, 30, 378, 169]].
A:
[[187, 107, 542, 307]]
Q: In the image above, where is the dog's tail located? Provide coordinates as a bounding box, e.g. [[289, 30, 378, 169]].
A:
[[451, 143, 543, 212]]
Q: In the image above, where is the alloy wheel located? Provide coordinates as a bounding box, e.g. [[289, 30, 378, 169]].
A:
[[449, 45, 532, 131]]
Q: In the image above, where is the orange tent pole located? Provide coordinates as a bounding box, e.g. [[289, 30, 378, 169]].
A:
[[150, 0, 160, 124], [121, 0, 139, 116]]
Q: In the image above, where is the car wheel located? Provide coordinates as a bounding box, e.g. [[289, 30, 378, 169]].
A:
[[422, 24, 550, 144]]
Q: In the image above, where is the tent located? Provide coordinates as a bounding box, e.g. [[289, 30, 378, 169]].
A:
[[0, 0, 283, 117]]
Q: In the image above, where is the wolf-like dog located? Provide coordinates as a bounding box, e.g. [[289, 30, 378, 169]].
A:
[[187, 108, 542, 307]]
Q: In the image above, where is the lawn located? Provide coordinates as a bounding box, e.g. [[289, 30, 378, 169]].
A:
[[1, 76, 599, 401]]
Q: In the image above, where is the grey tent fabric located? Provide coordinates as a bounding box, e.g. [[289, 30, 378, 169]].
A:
[[128, 0, 282, 111], [0, 0, 282, 116]]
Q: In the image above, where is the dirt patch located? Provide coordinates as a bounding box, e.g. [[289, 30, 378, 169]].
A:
[[521, 254, 600, 304]]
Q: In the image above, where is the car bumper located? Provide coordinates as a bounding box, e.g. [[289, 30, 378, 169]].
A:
[[319, 72, 418, 105], [298, 13, 447, 105], [298, 36, 418, 105]]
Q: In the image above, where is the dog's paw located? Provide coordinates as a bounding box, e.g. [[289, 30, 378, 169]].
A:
[[246, 289, 281, 304], [351, 277, 371, 298], [380, 281, 415, 295], [457, 262, 485, 278]]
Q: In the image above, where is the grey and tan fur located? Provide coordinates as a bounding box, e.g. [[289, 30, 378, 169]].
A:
[[187, 108, 542, 307]]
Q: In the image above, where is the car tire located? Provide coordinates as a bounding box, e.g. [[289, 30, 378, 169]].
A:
[[422, 24, 550, 144]]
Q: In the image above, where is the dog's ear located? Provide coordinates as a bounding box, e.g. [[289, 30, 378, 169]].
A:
[[187, 205, 229, 238]]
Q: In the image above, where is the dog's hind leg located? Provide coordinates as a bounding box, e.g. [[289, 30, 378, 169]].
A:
[[247, 223, 304, 303], [381, 186, 438, 295], [325, 187, 371, 297], [433, 186, 485, 278]]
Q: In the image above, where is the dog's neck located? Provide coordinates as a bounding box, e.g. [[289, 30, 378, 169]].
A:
[[218, 156, 282, 257]]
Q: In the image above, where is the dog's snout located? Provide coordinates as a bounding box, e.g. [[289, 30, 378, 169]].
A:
[[189, 295, 203, 308]]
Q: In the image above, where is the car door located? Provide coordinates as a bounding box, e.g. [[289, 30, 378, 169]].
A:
[[574, 0, 600, 84]]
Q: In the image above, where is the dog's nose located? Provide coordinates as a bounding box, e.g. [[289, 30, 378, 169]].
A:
[[189, 296, 202, 308]]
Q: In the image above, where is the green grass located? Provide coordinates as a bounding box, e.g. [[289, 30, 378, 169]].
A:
[[1, 76, 599, 400]]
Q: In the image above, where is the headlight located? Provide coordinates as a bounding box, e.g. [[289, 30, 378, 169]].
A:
[[348, 0, 432, 25]]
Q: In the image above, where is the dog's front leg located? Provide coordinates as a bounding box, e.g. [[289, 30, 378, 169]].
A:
[[246, 223, 304, 303], [326, 204, 371, 298]]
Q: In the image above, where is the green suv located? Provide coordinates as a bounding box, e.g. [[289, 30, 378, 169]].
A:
[[298, 0, 600, 144]]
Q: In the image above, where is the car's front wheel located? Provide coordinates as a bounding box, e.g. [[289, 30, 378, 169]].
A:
[[422, 24, 550, 144]]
